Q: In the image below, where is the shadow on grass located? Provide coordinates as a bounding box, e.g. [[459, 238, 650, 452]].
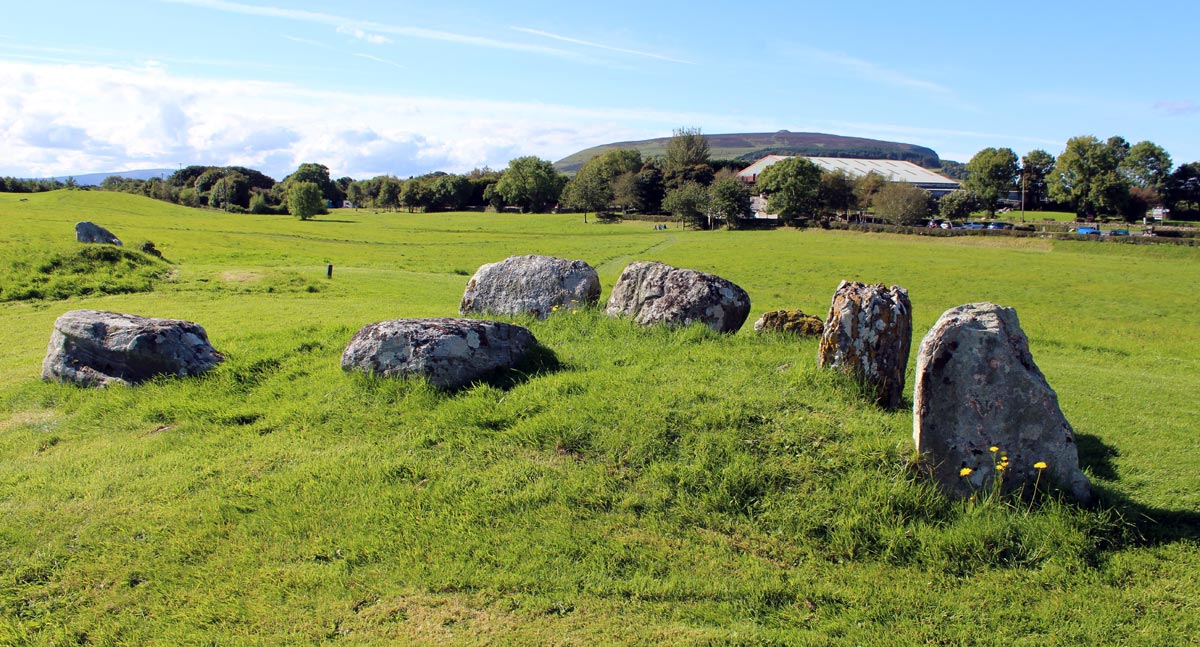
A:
[[309, 219, 359, 224], [1080, 433, 1200, 546], [483, 342, 564, 391]]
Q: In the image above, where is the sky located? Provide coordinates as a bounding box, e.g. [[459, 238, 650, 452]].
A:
[[0, 0, 1197, 181]]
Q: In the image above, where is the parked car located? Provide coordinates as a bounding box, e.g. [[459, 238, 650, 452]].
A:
[[1108, 229, 1130, 236], [963, 222, 986, 230], [1075, 226, 1101, 236], [986, 222, 1013, 230]]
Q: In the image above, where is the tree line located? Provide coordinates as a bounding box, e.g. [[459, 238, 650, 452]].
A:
[[11, 128, 1199, 225]]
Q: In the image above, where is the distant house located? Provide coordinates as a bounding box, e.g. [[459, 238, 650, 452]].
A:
[[738, 155, 960, 198]]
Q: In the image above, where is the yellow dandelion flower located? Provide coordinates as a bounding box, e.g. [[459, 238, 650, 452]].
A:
[[997, 462, 1007, 471], [959, 467, 973, 477], [1033, 461, 1048, 469], [551, 305, 560, 312], [989, 446, 999, 453]]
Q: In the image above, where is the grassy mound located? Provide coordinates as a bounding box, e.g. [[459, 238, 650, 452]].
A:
[[1, 245, 168, 302], [1, 190, 1197, 645]]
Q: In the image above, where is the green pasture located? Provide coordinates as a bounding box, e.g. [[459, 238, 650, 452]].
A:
[[1, 191, 1198, 645]]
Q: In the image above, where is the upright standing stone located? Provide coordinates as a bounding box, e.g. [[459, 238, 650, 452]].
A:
[[817, 281, 912, 408], [75, 222, 122, 246], [341, 318, 537, 389], [605, 261, 750, 333], [460, 255, 600, 319], [42, 310, 223, 387], [913, 303, 1092, 503]]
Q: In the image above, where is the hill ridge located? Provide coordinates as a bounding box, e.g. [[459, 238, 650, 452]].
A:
[[554, 130, 941, 174]]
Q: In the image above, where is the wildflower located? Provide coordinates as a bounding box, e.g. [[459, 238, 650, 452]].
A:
[[997, 461, 1008, 472], [571, 309, 578, 315], [959, 467, 973, 477], [989, 446, 999, 453], [551, 305, 560, 312], [1033, 461, 1048, 469]]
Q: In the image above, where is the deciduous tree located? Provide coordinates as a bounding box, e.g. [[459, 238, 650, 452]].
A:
[[1020, 149, 1055, 210], [756, 157, 821, 225], [707, 176, 752, 229], [494, 156, 565, 213], [662, 181, 710, 229], [287, 181, 324, 220], [1121, 141, 1172, 193], [937, 189, 977, 221], [664, 127, 710, 171], [1048, 136, 1129, 218], [965, 147, 1018, 217], [873, 182, 931, 225]]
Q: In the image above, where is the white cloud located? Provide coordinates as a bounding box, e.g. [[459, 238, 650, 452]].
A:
[[337, 25, 391, 45], [510, 27, 692, 64], [0, 60, 768, 179], [160, 0, 580, 59], [1153, 100, 1199, 116], [803, 48, 954, 97]]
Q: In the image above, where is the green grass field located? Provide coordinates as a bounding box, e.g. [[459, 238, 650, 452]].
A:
[[2, 190, 1198, 645]]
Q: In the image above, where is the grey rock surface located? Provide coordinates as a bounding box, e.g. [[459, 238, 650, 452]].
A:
[[753, 309, 824, 336], [817, 281, 912, 408], [460, 255, 600, 319], [913, 302, 1092, 503], [605, 261, 750, 333], [341, 318, 536, 389], [75, 221, 122, 246], [42, 309, 223, 387]]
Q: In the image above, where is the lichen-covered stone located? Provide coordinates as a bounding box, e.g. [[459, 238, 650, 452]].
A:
[[460, 255, 600, 319], [605, 261, 750, 333], [75, 221, 122, 246], [341, 318, 536, 389], [913, 303, 1092, 503], [817, 281, 912, 408], [753, 309, 824, 337], [42, 309, 223, 387]]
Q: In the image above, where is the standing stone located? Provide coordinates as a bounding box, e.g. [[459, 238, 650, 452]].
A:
[[75, 222, 122, 246], [817, 281, 912, 408], [42, 310, 224, 387], [913, 303, 1092, 503], [459, 255, 600, 319], [341, 318, 536, 389], [753, 309, 824, 337], [605, 261, 750, 333]]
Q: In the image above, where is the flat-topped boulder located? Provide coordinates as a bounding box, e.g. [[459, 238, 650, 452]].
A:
[[42, 309, 223, 387], [817, 281, 912, 408], [753, 309, 823, 337], [75, 221, 122, 246], [914, 303, 1092, 503], [605, 261, 750, 333], [341, 318, 536, 389], [460, 254, 600, 319]]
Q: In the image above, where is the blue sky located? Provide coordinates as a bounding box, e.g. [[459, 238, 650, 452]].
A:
[[1, 0, 1196, 180]]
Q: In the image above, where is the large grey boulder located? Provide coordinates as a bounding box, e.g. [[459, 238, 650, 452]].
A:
[[913, 303, 1092, 503], [605, 261, 750, 333], [341, 318, 536, 389], [42, 310, 224, 387], [460, 255, 600, 319], [75, 221, 122, 246], [817, 281, 912, 408]]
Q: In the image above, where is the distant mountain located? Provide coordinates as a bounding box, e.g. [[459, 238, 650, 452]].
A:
[[554, 131, 941, 174], [49, 169, 176, 186]]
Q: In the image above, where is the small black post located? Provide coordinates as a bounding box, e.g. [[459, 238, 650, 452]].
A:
[[326, 264, 333, 279]]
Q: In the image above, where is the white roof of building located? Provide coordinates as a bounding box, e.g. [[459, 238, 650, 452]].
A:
[[738, 155, 958, 188]]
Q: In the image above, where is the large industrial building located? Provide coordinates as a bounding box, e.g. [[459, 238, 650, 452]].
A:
[[737, 155, 960, 198]]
